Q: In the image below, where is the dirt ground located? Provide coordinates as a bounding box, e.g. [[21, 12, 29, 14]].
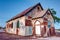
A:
[[0, 32, 60, 40]]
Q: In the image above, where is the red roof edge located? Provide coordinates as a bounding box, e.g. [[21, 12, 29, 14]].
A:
[[6, 3, 43, 22]]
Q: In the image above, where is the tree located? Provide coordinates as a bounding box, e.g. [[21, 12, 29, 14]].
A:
[[0, 26, 2, 29], [3, 27, 6, 29], [49, 9, 60, 23]]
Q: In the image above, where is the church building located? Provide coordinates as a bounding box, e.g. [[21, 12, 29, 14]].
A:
[[6, 3, 55, 37]]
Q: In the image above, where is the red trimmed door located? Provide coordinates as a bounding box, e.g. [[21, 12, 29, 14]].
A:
[[35, 20, 41, 36]]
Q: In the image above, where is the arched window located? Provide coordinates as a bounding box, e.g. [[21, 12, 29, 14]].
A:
[[6, 23, 9, 28], [35, 21, 40, 24], [10, 22, 13, 28], [48, 21, 51, 28], [35, 20, 40, 26], [17, 21, 19, 28], [37, 7, 40, 11], [25, 19, 32, 26], [37, 6, 41, 11]]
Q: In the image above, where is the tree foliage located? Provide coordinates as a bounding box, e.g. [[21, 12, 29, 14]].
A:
[[50, 9, 60, 23], [0, 26, 2, 29]]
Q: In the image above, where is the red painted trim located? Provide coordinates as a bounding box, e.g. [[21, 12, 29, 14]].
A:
[[25, 19, 32, 26], [16, 28, 19, 35]]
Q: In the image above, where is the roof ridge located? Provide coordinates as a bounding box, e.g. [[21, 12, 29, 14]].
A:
[[6, 3, 43, 22]]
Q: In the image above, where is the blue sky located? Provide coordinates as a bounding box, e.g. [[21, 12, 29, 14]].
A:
[[0, 0, 60, 29]]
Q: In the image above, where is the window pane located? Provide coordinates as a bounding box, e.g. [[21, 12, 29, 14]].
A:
[[17, 21, 19, 28], [25, 19, 32, 26], [48, 25, 50, 28], [48, 21, 51, 28], [29, 27, 32, 34]]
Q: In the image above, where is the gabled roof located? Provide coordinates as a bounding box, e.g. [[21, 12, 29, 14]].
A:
[[32, 9, 48, 18], [7, 3, 43, 22], [32, 9, 54, 20]]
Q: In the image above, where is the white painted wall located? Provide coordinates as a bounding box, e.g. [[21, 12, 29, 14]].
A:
[[48, 15, 54, 27], [18, 16, 25, 36], [13, 20, 17, 34], [44, 13, 54, 27], [25, 26, 32, 36], [6, 16, 26, 35], [18, 27, 25, 36]]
